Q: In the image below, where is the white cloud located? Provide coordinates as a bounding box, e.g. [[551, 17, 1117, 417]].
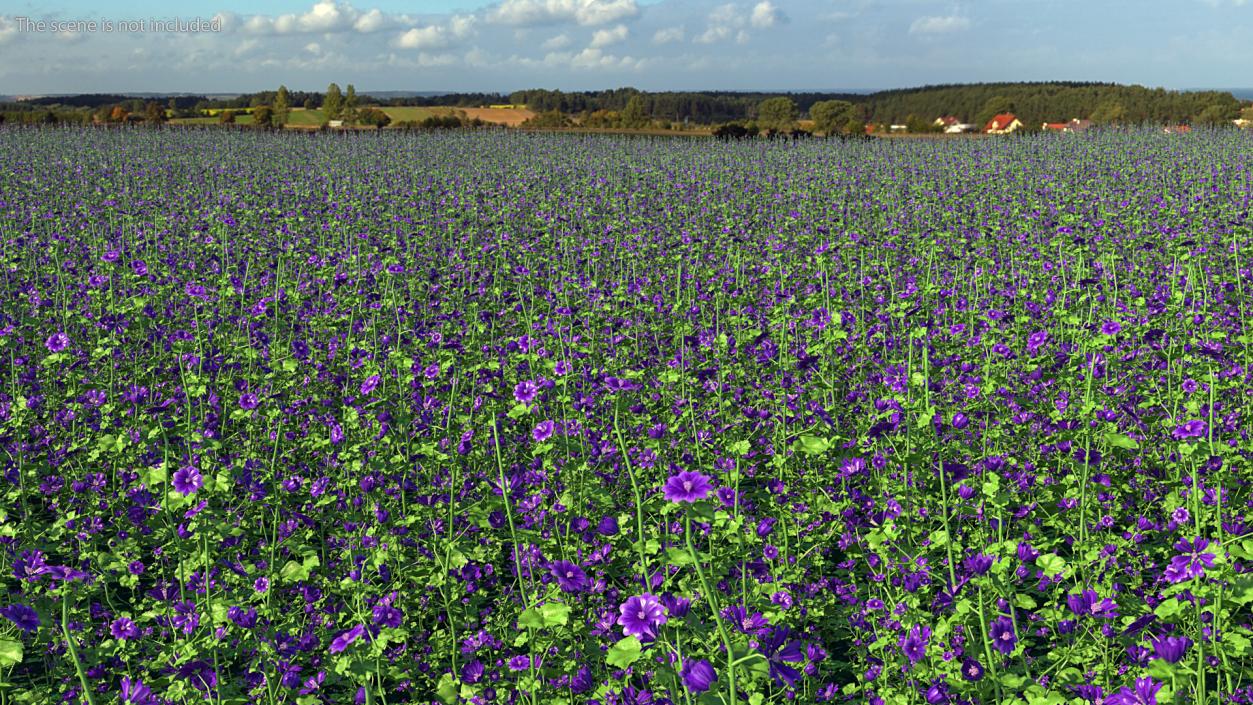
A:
[[696, 2, 780, 44], [0, 16, 19, 45], [240, 1, 416, 36], [488, 0, 639, 27], [353, 9, 387, 33], [653, 26, 684, 44], [55, 29, 87, 44], [750, 1, 783, 28], [908, 15, 971, 34], [542, 33, 572, 49], [569, 46, 641, 69], [590, 23, 628, 48], [394, 25, 448, 50], [392, 15, 474, 50], [449, 15, 478, 38]]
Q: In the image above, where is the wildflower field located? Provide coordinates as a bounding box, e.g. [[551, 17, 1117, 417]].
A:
[[0, 127, 1251, 705]]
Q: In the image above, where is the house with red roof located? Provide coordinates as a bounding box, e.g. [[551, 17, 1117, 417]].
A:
[[984, 113, 1022, 134], [1043, 118, 1092, 133]]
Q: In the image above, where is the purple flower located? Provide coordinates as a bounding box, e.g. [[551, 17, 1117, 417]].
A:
[[549, 560, 590, 593], [0, 603, 40, 632], [1164, 537, 1216, 583], [960, 657, 984, 681], [1150, 634, 1192, 664], [1026, 330, 1048, 353], [172, 466, 203, 496], [723, 605, 771, 635], [360, 375, 380, 395], [759, 626, 805, 686], [1073, 685, 1105, 704], [330, 423, 344, 445], [45, 332, 70, 353], [228, 606, 257, 628], [120, 676, 155, 705], [329, 624, 365, 654], [507, 655, 531, 671], [1171, 419, 1206, 440], [299, 671, 325, 695], [663, 470, 713, 503], [238, 392, 259, 410], [617, 594, 667, 640], [1107, 677, 1162, 705], [461, 660, 484, 684], [372, 605, 403, 629], [532, 420, 555, 442], [603, 376, 640, 393], [110, 617, 140, 640], [899, 623, 930, 664], [989, 615, 1017, 655], [680, 659, 717, 694], [1067, 589, 1118, 618], [1100, 320, 1122, 336], [513, 380, 541, 405], [253, 577, 270, 593]]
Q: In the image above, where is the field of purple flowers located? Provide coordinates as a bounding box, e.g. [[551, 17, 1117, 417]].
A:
[[0, 126, 1251, 705]]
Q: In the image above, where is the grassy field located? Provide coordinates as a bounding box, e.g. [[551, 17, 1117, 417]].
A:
[[285, 108, 324, 125], [171, 106, 538, 128], [170, 113, 254, 126]]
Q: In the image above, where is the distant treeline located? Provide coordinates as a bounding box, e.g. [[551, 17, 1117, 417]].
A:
[[506, 88, 867, 122], [3, 82, 1247, 128], [859, 82, 1243, 126]]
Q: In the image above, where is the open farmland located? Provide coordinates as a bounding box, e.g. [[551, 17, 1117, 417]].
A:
[[1, 127, 1252, 704]]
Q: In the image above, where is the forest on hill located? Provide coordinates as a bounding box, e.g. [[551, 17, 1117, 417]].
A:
[[1, 81, 1245, 128], [858, 81, 1243, 126]]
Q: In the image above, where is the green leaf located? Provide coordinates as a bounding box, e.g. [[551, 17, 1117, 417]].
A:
[[1013, 593, 1037, 610], [520, 602, 571, 629], [0, 639, 22, 667], [144, 463, 167, 487], [1037, 553, 1067, 576], [518, 607, 545, 629], [796, 435, 831, 456], [1146, 659, 1177, 680], [1105, 432, 1139, 450], [1154, 599, 1183, 619], [606, 636, 642, 668], [435, 673, 459, 705], [279, 560, 310, 583], [666, 547, 694, 566], [539, 602, 571, 627]]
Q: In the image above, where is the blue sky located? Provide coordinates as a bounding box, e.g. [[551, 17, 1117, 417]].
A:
[[1, 0, 1251, 95]]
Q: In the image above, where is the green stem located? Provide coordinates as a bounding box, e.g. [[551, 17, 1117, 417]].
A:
[[62, 595, 97, 705], [613, 405, 651, 590], [685, 511, 736, 705]]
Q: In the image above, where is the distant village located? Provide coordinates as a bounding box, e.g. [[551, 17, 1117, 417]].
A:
[[886, 113, 1253, 135]]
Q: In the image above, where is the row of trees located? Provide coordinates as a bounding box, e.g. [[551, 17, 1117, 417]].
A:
[[862, 83, 1243, 127]]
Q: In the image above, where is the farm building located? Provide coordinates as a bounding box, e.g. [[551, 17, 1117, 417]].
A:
[[984, 113, 1022, 134], [945, 123, 978, 133], [1043, 118, 1092, 133]]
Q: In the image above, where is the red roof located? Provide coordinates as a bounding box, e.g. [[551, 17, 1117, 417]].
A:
[[984, 113, 1019, 131], [936, 115, 959, 126], [1043, 122, 1069, 131]]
